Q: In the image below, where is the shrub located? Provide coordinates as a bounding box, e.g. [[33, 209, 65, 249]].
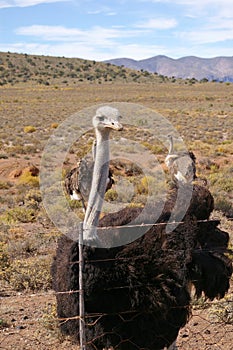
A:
[[0, 181, 12, 189], [0, 154, 8, 159], [1, 207, 36, 224], [40, 302, 58, 331], [216, 142, 233, 155], [18, 170, 39, 187], [215, 197, 233, 217], [137, 176, 149, 195], [0, 242, 10, 279], [0, 318, 9, 329], [105, 189, 118, 202], [136, 176, 159, 196], [3, 256, 52, 291], [51, 122, 59, 129], [24, 189, 42, 209], [23, 125, 36, 133], [141, 141, 164, 154], [209, 295, 233, 324]]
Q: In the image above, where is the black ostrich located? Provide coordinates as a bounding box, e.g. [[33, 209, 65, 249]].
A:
[[52, 184, 232, 350]]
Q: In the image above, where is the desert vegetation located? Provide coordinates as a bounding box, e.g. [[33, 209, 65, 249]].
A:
[[0, 52, 176, 86], [0, 52, 232, 349]]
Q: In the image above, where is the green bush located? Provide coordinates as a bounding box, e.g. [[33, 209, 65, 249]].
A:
[[24, 189, 42, 209], [0, 154, 8, 159], [105, 189, 118, 202], [0, 181, 12, 189], [1, 207, 36, 224], [18, 170, 39, 187], [23, 125, 36, 133], [0, 242, 11, 279], [215, 197, 233, 217], [3, 256, 52, 291]]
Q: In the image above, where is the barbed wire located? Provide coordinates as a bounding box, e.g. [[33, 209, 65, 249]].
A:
[[1, 219, 232, 350], [83, 218, 220, 231]]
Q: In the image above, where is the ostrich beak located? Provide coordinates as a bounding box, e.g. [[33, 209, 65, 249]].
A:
[[104, 119, 123, 131]]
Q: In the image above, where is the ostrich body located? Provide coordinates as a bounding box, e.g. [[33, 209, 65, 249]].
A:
[[52, 183, 232, 349], [165, 135, 196, 184]]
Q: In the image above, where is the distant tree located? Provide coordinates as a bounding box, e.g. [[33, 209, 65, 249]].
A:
[[200, 78, 209, 83]]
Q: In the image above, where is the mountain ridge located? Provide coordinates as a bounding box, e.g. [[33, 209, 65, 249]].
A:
[[104, 55, 233, 82]]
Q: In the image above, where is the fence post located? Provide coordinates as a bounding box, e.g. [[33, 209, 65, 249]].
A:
[[79, 222, 86, 350]]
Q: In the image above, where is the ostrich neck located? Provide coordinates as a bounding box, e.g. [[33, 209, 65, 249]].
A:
[[83, 129, 110, 241], [169, 137, 174, 154]]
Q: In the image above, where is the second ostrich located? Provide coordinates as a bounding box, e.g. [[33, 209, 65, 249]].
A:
[[64, 139, 115, 212], [165, 134, 196, 184]]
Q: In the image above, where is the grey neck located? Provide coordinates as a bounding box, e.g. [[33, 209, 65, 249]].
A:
[[168, 136, 174, 154], [83, 128, 110, 241]]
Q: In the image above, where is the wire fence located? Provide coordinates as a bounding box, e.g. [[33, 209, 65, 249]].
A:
[[1, 220, 233, 350]]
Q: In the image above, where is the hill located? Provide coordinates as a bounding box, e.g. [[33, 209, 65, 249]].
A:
[[0, 51, 178, 86], [104, 55, 233, 82]]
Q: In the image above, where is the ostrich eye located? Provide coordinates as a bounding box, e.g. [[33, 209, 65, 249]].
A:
[[98, 116, 105, 121]]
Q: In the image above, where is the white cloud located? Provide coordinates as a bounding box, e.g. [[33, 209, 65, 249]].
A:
[[16, 25, 87, 40], [207, 17, 233, 30], [0, 41, 170, 60], [0, 1, 9, 8], [176, 13, 233, 45], [0, 0, 68, 8], [142, 0, 232, 5], [135, 18, 177, 30], [177, 29, 233, 45], [140, 0, 233, 16], [87, 6, 117, 16], [15, 24, 145, 45]]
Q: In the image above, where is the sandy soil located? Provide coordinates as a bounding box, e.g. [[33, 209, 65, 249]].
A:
[[1, 284, 233, 350]]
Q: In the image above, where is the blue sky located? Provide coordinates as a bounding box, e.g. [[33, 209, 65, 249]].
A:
[[0, 0, 233, 60]]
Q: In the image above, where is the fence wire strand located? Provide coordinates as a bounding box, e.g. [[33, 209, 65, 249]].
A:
[[1, 220, 232, 350]]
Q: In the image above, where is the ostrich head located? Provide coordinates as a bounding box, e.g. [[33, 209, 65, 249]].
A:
[[92, 106, 123, 132]]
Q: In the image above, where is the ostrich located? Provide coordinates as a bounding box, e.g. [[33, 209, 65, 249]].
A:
[[52, 116, 232, 349], [165, 135, 196, 184], [64, 141, 115, 212]]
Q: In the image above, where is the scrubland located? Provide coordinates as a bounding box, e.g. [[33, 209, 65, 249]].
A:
[[0, 56, 233, 349]]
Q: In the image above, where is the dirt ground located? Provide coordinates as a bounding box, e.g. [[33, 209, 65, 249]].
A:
[[1, 287, 233, 350]]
